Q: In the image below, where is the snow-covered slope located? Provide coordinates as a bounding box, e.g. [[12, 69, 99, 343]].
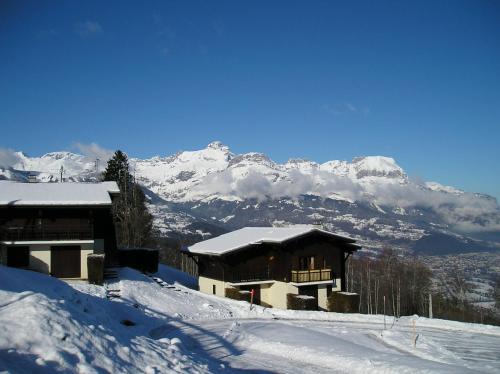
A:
[[0, 265, 211, 373], [1, 265, 500, 373]]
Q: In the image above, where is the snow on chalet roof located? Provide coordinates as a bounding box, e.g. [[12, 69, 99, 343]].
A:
[[186, 226, 360, 256], [0, 181, 120, 206]]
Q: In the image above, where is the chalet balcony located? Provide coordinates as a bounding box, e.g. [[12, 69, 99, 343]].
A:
[[291, 268, 332, 283], [0, 224, 93, 242], [227, 269, 273, 283]]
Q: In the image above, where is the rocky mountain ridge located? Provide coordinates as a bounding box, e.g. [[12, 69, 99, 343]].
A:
[[1, 142, 499, 254]]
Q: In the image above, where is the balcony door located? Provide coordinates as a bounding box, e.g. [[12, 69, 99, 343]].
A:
[[299, 256, 315, 271]]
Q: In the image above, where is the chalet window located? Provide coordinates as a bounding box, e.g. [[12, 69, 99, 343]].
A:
[[212, 284, 216, 295], [7, 246, 29, 268], [299, 256, 315, 271]]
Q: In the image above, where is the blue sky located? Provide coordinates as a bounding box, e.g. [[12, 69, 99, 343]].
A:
[[1, 1, 499, 199]]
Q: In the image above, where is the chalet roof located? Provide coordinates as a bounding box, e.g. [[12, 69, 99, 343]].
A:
[[186, 226, 360, 256], [0, 181, 120, 206]]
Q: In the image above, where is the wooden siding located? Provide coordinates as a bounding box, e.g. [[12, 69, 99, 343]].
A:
[[197, 232, 352, 290], [0, 206, 117, 253]]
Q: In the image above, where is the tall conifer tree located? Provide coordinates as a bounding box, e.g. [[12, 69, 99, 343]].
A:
[[103, 150, 154, 247]]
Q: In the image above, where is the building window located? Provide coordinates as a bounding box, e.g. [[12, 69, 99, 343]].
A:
[[7, 246, 29, 268], [212, 284, 216, 295], [299, 256, 315, 270]]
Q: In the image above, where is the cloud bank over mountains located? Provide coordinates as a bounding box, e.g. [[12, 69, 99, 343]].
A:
[[1, 142, 499, 234], [72, 142, 114, 162], [191, 158, 499, 233]]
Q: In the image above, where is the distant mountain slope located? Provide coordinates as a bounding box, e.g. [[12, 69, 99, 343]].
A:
[[1, 142, 499, 254]]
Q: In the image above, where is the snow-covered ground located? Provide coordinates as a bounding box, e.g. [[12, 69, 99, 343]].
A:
[[1, 264, 500, 373]]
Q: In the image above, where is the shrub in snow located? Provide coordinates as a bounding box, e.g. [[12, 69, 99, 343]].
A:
[[327, 291, 360, 313], [225, 287, 251, 302], [87, 254, 105, 285], [287, 293, 317, 311]]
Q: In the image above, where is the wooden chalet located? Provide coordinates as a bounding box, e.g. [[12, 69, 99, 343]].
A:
[[0, 181, 119, 279], [184, 226, 361, 310]]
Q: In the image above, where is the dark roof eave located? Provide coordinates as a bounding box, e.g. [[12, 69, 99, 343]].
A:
[[344, 243, 362, 251], [0, 203, 113, 208]]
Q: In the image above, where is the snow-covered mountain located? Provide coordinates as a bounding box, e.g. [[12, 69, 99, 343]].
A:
[[2, 142, 500, 254], [1, 151, 101, 182], [133, 141, 408, 203]]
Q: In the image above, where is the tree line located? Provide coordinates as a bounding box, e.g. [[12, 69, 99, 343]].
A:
[[346, 248, 432, 317], [346, 248, 500, 325]]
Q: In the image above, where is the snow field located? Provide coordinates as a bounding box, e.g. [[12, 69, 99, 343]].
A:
[[0, 265, 211, 373], [1, 264, 500, 373]]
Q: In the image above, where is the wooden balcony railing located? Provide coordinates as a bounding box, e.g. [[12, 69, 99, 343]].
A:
[[1, 224, 93, 241], [227, 269, 273, 283], [291, 268, 332, 283]]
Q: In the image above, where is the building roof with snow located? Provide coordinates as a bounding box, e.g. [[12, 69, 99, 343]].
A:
[[186, 226, 361, 256], [0, 181, 120, 206]]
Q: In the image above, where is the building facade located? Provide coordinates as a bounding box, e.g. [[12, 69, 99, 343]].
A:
[[185, 226, 360, 310], [0, 181, 119, 279]]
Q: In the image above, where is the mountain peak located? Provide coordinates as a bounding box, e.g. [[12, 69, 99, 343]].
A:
[[41, 151, 82, 160], [207, 141, 229, 152], [352, 155, 397, 166], [351, 156, 405, 179]]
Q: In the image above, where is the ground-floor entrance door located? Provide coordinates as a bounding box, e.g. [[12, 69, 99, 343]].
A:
[[51, 246, 81, 278]]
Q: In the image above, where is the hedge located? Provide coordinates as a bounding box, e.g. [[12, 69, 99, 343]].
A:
[[225, 287, 252, 303], [327, 292, 360, 313], [287, 293, 317, 311]]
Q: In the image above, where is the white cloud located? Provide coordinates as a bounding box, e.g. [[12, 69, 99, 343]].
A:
[[363, 182, 500, 232], [0, 147, 22, 168], [195, 167, 500, 232], [73, 142, 113, 162], [196, 168, 364, 202], [74, 21, 103, 37]]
